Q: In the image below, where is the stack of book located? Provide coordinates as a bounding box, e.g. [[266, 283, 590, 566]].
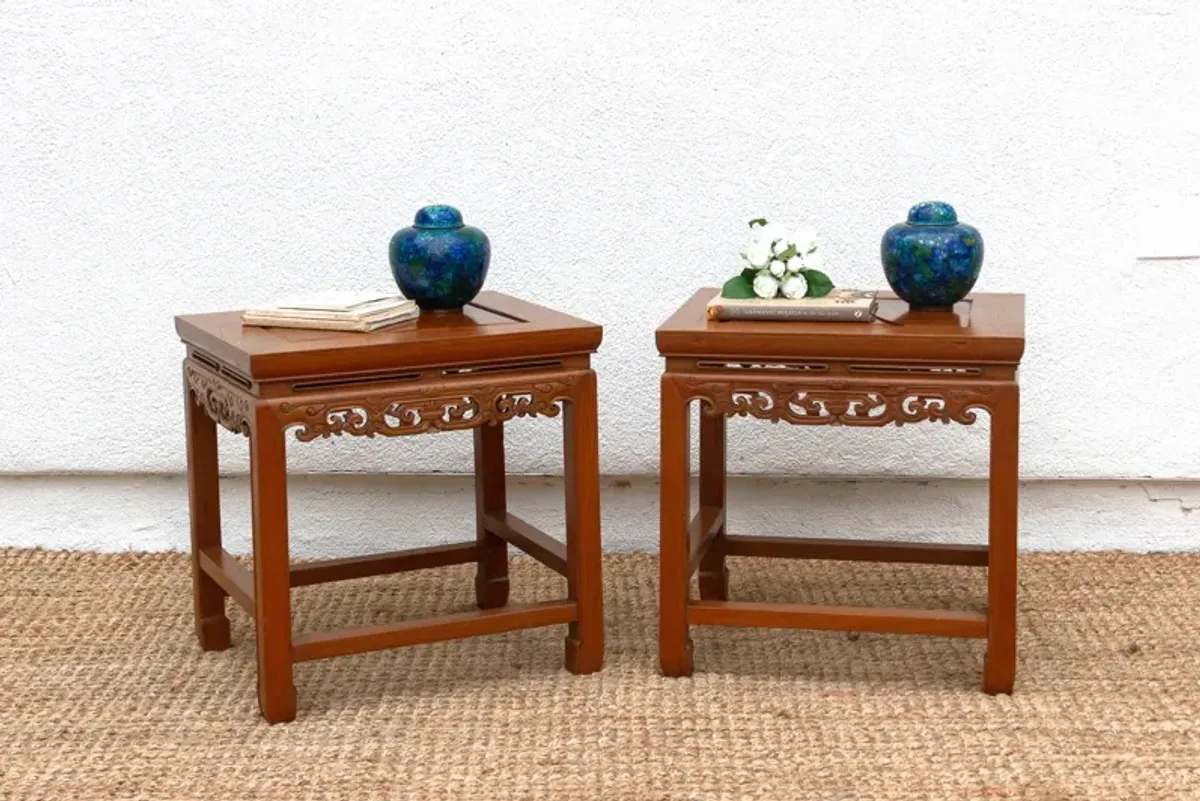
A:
[[241, 292, 419, 332], [706, 289, 878, 322]]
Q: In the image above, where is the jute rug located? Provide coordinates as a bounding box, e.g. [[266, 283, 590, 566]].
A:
[[1, 548, 1198, 800]]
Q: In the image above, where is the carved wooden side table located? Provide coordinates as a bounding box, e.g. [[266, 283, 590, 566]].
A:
[[176, 293, 603, 723], [656, 290, 1025, 693]]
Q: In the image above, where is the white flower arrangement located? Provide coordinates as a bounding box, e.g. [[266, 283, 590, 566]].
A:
[[723, 218, 834, 300]]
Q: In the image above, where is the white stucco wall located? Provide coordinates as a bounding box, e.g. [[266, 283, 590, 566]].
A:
[[2, 3, 1198, 552]]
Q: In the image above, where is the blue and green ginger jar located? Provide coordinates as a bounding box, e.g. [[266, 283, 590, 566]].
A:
[[389, 205, 490, 312], [881, 201, 983, 310]]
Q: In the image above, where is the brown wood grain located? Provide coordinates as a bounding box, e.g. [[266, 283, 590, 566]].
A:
[[686, 506, 726, 578], [984, 383, 1020, 694], [722, 535, 989, 566], [177, 295, 604, 723], [197, 547, 255, 614], [474, 423, 510, 608], [483, 512, 568, 577], [688, 601, 988, 638], [656, 291, 1024, 692], [657, 289, 1024, 364], [697, 410, 729, 600], [175, 291, 602, 380], [289, 543, 479, 588], [291, 601, 578, 662], [184, 365, 231, 651], [250, 402, 295, 724], [658, 375, 694, 677], [564, 370, 603, 674]]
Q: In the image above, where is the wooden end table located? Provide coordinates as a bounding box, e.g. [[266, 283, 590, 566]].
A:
[[176, 292, 603, 723], [655, 290, 1025, 693]]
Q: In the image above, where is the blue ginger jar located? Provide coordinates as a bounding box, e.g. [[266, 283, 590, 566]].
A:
[[389, 205, 490, 312], [881, 201, 983, 310]]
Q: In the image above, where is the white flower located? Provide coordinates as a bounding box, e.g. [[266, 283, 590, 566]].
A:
[[752, 272, 780, 299], [785, 255, 805, 273], [755, 221, 788, 248], [792, 225, 819, 254], [743, 227, 765, 251], [801, 250, 825, 270], [781, 273, 808, 299], [768, 259, 786, 277], [771, 237, 792, 256], [742, 240, 773, 269]]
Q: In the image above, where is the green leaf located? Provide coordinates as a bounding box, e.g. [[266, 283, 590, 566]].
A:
[[748, 218, 768, 228], [722, 274, 756, 298], [775, 243, 797, 261], [803, 269, 834, 298], [740, 267, 757, 281]]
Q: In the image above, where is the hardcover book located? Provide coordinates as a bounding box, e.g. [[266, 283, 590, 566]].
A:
[[706, 289, 878, 322]]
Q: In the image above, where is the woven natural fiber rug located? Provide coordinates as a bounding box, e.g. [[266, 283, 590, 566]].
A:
[[1, 548, 1198, 800]]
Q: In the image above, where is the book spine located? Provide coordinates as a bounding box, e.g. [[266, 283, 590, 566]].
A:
[[709, 303, 876, 322]]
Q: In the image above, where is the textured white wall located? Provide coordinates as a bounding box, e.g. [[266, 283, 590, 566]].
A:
[[3, 1, 1199, 484]]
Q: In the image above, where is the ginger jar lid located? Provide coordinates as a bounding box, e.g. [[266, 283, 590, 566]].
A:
[[413, 204, 464, 229], [906, 201, 958, 226]]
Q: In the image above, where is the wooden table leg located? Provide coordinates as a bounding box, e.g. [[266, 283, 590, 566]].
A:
[[474, 423, 510, 609], [659, 375, 693, 676], [698, 407, 728, 601], [184, 365, 230, 651], [564, 370, 603, 674], [250, 404, 296, 723], [984, 383, 1020, 694]]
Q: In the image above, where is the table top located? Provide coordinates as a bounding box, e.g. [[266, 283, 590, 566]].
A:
[[175, 292, 602, 380], [657, 290, 1025, 364]]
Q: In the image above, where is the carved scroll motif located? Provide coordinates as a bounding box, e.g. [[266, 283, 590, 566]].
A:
[[186, 365, 252, 436], [277, 375, 582, 441], [679, 379, 991, 427]]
